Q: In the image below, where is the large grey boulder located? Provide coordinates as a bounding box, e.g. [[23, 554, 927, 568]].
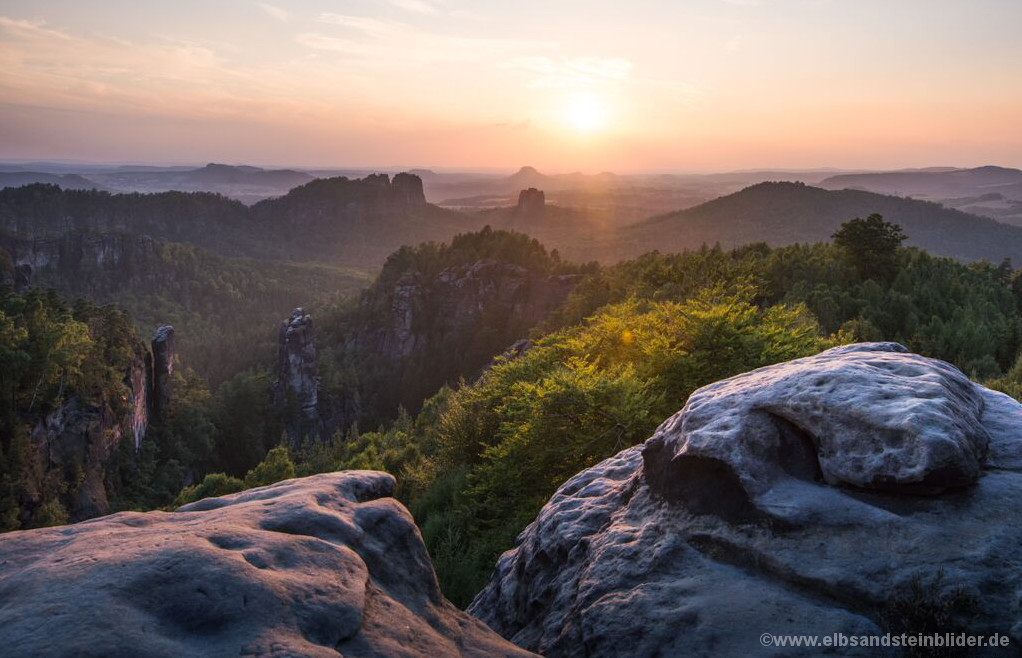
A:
[[470, 343, 1022, 657], [0, 471, 535, 658]]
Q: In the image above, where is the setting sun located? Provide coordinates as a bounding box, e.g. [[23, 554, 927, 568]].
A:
[[564, 94, 606, 133]]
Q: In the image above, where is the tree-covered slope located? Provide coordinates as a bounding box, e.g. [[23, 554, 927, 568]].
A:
[[0, 232, 369, 385], [0, 173, 486, 269], [618, 182, 1022, 264]]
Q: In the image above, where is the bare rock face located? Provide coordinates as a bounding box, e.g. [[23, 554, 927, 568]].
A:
[[30, 397, 125, 520], [392, 172, 427, 206], [1, 232, 163, 296], [470, 343, 1022, 657], [517, 188, 545, 214], [0, 471, 536, 658], [363, 259, 576, 365], [274, 308, 320, 443], [125, 349, 150, 451], [27, 342, 151, 521], [149, 325, 175, 419]]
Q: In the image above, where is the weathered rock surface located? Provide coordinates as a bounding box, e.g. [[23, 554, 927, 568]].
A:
[[0, 471, 536, 658], [470, 343, 1022, 657]]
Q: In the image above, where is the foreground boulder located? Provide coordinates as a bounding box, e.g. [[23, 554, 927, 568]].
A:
[[470, 343, 1022, 657], [0, 471, 535, 658]]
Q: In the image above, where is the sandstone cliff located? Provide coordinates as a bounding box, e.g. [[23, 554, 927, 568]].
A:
[[321, 251, 580, 433], [273, 309, 321, 444], [24, 325, 174, 521]]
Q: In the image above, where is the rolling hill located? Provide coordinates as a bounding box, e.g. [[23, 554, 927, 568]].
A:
[[617, 181, 1022, 264], [0, 172, 105, 191], [820, 166, 1022, 226]]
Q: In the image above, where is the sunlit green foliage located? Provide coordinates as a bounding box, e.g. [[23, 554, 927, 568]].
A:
[[0, 290, 142, 528], [172, 445, 297, 507], [317, 283, 833, 604]]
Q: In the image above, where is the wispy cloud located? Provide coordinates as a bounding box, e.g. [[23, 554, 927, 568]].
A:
[[389, 0, 440, 15], [317, 14, 402, 39], [300, 13, 552, 65], [258, 3, 289, 22], [0, 15, 303, 119], [0, 16, 71, 40]]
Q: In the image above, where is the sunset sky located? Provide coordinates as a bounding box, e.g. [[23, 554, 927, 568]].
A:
[[1, 0, 1020, 172]]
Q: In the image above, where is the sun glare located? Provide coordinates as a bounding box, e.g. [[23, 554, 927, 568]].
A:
[[564, 94, 606, 133]]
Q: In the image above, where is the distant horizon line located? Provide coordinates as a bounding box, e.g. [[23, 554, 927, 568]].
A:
[[0, 159, 1019, 178]]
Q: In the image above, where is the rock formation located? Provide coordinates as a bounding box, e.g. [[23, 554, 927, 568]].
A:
[[0, 471, 536, 658], [0, 232, 163, 296], [274, 308, 320, 444], [392, 171, 428, 206], [29, 341, 152, 520], [344, 257, 579, 426], [360, 259, 577, 364], [517, 188, 546, 214], [149, 325, 175, 420], [125, 349, 150, 451], [470, 343, 1022, 657]]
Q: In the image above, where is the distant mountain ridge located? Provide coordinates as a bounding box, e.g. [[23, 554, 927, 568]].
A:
[[617, 181, 1022, 264], [0, 173, 485, 269], [183, 163, 314, 189], [820, 165, 1022, 195], [819, 166, 1022, 226], [0, 162, 317, 204], [0, 172, 105, 191]]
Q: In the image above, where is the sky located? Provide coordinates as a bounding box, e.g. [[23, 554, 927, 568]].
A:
[[0, 0, 1020, 172]]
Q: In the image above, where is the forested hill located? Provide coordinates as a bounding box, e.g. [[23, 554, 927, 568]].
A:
[[617, 182, 1022, 264], [0, 231, 368, 386], [0, 174, 485, 268], [249, 173, 485, 268]]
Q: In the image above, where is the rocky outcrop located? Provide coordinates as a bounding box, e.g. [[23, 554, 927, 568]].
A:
[[470, 343, 1022, 657], [0, 471, 535, 658], [343, 257, 578, 426], [29, 341, 152, 520], [149, 325, 174, 420], [0, 231, 163, 296], [392, 172, 428, 206], [517, 188, 546, 214], [31, 398, 128, 520], [274, 308, 320, 443], [125, 348, 150, 451], [361, 259, 577, 364]]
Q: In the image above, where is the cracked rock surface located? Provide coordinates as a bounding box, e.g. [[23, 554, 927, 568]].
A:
[[0, 471, 535, 658], [469, 343, 1022, 657]]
